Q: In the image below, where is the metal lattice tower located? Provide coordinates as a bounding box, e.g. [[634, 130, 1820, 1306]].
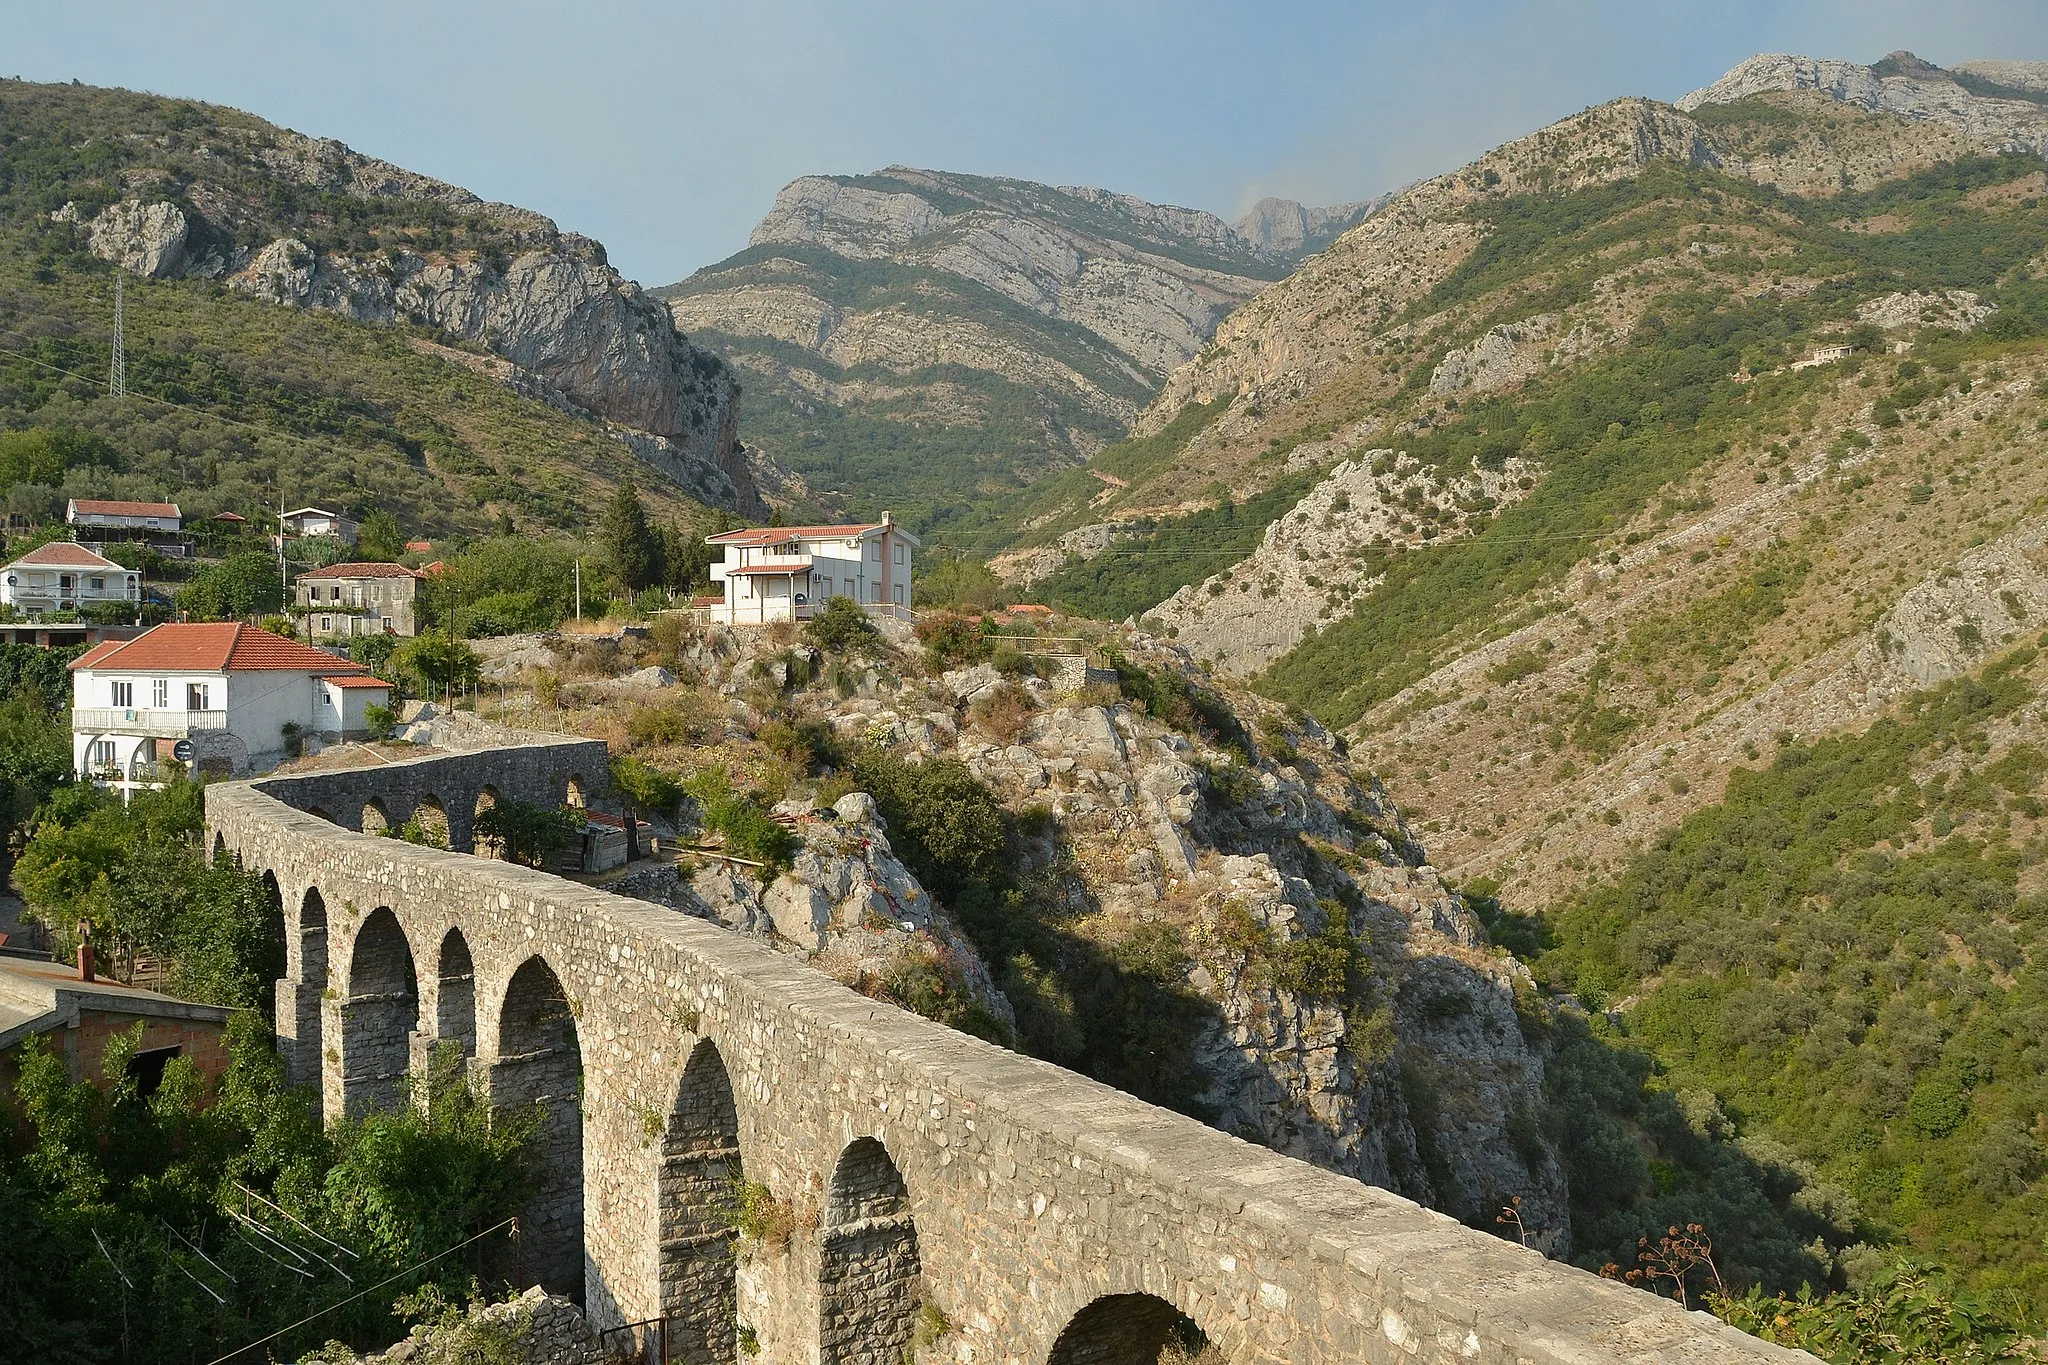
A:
[[108, 274, 126, 399]]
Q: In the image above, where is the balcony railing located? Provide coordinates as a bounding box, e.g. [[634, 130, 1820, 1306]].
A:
[[73, 707, 229, 737]]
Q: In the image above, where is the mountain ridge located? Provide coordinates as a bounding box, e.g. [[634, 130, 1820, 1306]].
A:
[[658, 167, 1375, 528]]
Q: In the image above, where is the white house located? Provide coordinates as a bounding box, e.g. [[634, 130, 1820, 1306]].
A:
[[70, 622, 392, 790], [0, 542, 140, 615], [705, 514, 918, 625], [280, 507, 361, 545], [68, 498, 182, 534]]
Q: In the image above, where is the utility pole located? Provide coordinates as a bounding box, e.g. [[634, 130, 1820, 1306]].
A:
[[276, 490, 288, 610], [108, 274, 126, 399], [574, 557, 582, 621]]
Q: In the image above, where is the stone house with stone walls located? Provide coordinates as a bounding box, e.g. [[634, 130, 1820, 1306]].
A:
[[294, 561, 425, 638]]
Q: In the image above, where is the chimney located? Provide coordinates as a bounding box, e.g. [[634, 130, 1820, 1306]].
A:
[[76, 920, 94, 983], [881, 509, 893, 526]]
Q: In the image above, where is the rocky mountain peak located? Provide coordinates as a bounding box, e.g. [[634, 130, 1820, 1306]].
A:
[[1232, 194, 1386, 258], [1679, 49, 2048, 155]]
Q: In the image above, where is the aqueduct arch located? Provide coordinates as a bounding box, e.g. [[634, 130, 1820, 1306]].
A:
[[660, 1039, 744, 1364], [818, 1137, 921, 1365], [492, 955, 585, 1302], [335, 907, 419, 1118], [207, 740, 1811, 1365]]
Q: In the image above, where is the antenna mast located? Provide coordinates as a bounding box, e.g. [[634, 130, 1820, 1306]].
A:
[[109, 274, 126, 399]]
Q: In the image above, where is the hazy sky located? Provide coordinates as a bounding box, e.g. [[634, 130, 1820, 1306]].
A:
[[11, 1, 2048, 284]]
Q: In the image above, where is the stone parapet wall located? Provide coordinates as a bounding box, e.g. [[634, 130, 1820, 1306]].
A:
[[208, 744, 1813, 1365]]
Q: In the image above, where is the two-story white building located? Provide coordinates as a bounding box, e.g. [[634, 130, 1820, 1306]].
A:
[[0, 542, 141, 616], [70, 622, 391, 790], [705, 515, 917, 625]]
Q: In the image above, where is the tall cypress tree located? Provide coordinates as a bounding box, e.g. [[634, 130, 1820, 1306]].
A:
[[600, 481, 658, 591]]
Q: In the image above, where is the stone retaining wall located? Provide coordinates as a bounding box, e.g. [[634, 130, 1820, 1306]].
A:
[[207, 743, 1814, 1365]]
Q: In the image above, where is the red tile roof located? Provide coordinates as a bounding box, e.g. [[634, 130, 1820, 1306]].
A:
[[72, 639, 126, 669], [68, 623, 367, 674], [211, 511, 248, 522], [320, 674, 392, 689], [69, 499, 181, 519], [296, 562, 420, 581], [405, 540, 432, 553], [706, 524, 881, 548], [8, 542, 125, 570]]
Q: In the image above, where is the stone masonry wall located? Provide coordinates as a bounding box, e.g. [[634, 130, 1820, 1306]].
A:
[[206, 743, 1814, 1365]]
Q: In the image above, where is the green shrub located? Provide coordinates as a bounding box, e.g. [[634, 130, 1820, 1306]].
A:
[[803, 596, 878, 653], [916, 613, 991, 671]]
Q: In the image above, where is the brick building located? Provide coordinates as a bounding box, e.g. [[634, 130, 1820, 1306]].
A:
[[0, 954, 233, 1098]]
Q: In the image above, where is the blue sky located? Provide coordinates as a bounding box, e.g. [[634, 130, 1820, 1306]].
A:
[[11, 1, 2048, 284]]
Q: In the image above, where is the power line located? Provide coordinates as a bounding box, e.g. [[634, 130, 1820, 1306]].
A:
[[0, 331, 330, 454], [201, 1218, 516, 1365]]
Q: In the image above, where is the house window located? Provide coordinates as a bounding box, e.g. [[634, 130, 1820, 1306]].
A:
[[893, 583, 906, 605], [381, 617, 392, 632], [186, 683, 210, 711], [869, 582, 882, 603], [321, 616, 332, 632], [89, 576, 105, 590], [110, 680, 133, 707], [92, 739, 116, 770], [844, 578, 856, 598], [893, 544, 905, 565], [152, 679, 168, 708]]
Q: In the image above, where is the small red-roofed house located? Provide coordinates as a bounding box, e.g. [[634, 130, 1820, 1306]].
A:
[[0, 542, 141, 615], [705, 512, 918, 624], [70, 622, 392, 788]]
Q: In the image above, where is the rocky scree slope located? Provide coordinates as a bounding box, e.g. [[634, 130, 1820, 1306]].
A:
[[657, 169, 1373, 527], [5, 80, 763, 517], [548, 621, 1570, 1248]]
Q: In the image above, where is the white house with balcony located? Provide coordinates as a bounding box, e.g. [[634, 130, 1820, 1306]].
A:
[[70, 622, 391, 790], [705, 514, 917, 625], [0, 542, 141, 616]]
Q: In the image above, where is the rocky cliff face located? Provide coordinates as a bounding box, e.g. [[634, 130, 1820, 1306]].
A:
[[549, 621, 1570, 1249], [1233, 194, 1388, 257], [57, 128, 760, 517], [657, 168, 1367, 522]]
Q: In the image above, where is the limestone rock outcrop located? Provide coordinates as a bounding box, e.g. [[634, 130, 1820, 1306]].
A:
[[1232, 194, 1388, 257], [62, 126, 759, 518], [1150, 446, 1537, 674], [573, 622, 1570, 1246], [1678, 50, 2048, 156]]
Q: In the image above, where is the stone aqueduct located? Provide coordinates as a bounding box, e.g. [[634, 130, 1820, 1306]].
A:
[[205, 741, 1809, 1365]]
